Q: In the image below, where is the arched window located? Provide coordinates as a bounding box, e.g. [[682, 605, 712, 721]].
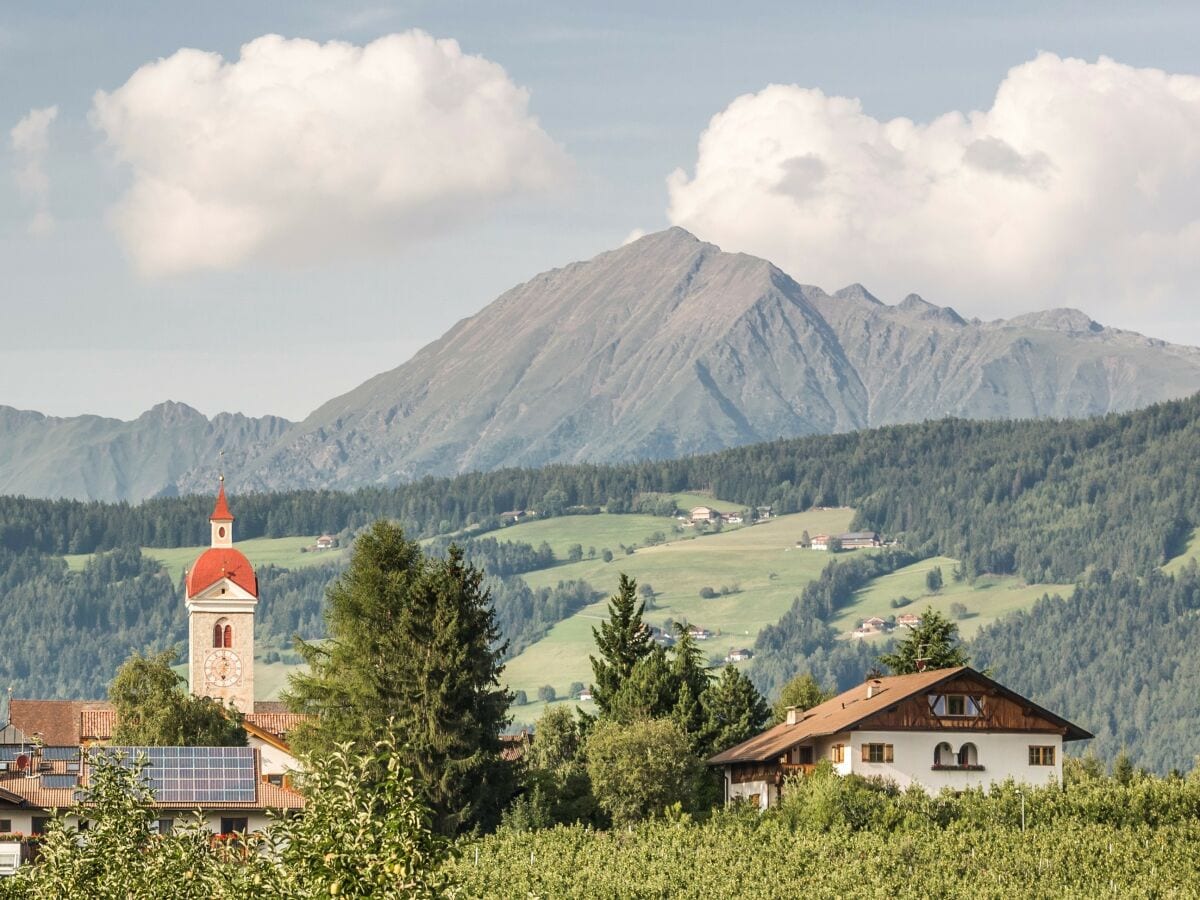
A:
[[934, 741, 954, 767], [223, 624, 233, 648], [212, 621, 224, 648], [214, 618, 232, 648], [957, 742, 979, 767]]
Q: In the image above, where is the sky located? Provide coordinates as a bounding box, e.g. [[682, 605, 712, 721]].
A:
[[4, 2, 1200, 421]]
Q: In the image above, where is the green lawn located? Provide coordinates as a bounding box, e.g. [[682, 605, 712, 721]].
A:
[[504, 508, 856, 721], [830, 555, 1073, 641], [1164, 528, 1200, 575], [64, 535, 345, 576], [487, 513, 685, 560]]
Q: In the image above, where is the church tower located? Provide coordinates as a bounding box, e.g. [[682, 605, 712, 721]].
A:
[[185, 478, 257, 715]]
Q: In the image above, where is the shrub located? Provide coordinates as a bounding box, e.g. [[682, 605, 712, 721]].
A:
[[537, 685, 557, 703], [699, 586, 717, 599]]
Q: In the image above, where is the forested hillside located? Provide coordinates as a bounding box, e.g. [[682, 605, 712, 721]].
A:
[[1, 395, 1199, 767]]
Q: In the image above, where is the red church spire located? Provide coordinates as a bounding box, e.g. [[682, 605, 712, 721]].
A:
[[211, 475, 234, 522]]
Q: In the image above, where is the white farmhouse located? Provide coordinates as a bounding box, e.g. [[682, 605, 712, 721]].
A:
[[708, 666, 1091, 808]]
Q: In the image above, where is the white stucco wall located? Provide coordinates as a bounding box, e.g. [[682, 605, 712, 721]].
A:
[[848, 730, 1063, 792], [248, 734, 298, 777]]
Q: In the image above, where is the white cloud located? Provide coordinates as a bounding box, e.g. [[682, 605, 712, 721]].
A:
[[667, 54, 1200, 339], [622, 227, 647, 245], [10, 105, 58, 235], [92, 32, 569, 276]]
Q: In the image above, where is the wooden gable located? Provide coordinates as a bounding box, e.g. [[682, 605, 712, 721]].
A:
[[855, 674, 1068, 735]]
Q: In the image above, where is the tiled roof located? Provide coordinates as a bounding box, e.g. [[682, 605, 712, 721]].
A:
[[244, 713, 309, 739], [9, 700, 113, 746], [0, 748, 304, 812], [81, 709, 115, 740], [186, 547, 258, 598], [707, 666, 1091, 766]]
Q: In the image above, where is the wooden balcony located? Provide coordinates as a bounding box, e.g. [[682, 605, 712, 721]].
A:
[[930, 764, 985, 772], [779, 763, 817, 777]]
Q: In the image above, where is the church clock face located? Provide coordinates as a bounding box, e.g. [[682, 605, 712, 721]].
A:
[[204, 649, 242, 687]]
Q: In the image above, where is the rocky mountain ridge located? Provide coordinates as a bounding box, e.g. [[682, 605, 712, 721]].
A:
[[6, 228, 1200, 501]]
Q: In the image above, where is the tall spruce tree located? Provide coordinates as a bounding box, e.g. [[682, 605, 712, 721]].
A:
[[878, 608, 970, 675], [669, 624, 711, 748], [702, 665, 770, 756], [284, 521, 513, 835], [589, 573, 653, 714]]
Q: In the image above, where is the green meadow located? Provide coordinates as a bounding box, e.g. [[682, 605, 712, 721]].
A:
[[828, 555, 1074, 641], [1164, 528, 1200, 575], [64, 535, 344, 577]]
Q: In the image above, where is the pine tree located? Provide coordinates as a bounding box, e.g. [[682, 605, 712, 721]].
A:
[[669, 624, 711, 748], [589, 573, 653, 714], [701, 666, 770, 756], [606, 647, 677, 723], [284, 521, 513, 835], [878, 608, 969, 674]]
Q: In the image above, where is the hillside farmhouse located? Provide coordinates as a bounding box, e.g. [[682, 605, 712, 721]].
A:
[[689, 506, 720, 523], [708, 667, 1091, 807], [810, 531, 881, 551]]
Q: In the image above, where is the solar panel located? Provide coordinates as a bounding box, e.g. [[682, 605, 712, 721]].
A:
[[41, 774, 78, 789], [0, 748, 22, 762], [99, 747, 257, 804], [43, 746, 80, 761]]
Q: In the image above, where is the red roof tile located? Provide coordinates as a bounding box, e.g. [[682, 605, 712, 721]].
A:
[[210, 483, 234, 522], [186, 547, 258, 598]]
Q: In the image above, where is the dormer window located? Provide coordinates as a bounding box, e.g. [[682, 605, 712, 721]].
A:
[[930, 693, 982, 717]]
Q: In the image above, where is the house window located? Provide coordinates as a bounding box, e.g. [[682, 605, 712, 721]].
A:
[[220, 817, 249, 835], [213, 622, 223, 647], [1029, 745, 1056, 766], [862, 743, 893, 763], [930, 694, 982, 717], [0, 819, 11, 833], [946, 695, 966, 716], [831, 744, 845, 764], [267, 774, 284, 787], [31, 817, 49, 835], [224, 624, 232, 648], [157, 818, 175, 835]]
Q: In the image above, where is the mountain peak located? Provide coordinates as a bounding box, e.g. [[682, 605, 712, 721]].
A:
[[833, 283, 883, 305], [896, 294, 966, 325], [1008, 308, 1103, 334]]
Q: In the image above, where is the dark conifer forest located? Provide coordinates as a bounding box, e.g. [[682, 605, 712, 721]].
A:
[[1, 394, 1198, 768]]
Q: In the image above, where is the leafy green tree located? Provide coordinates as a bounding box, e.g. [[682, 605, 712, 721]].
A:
[[584, 718, 703, 825], [273, 727, 454, 898], [925, 566, 944, 593], [537, 684, 556, 703], [702, 665, 770, 756], [513, 690, 528, 706], [949, 601, 968, 620], [109, 650, 245, 747], [771, 672, 833, 724], [514, 705, 597, 826], [601, 549, 614, 563], [284, 521, 513, 835], [567, 543, 584, 562], [878, 608, 969, 675], [589, 574, 653, 715]]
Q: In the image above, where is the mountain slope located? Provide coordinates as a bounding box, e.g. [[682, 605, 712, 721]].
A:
[[5, 227, 1200, 500], [0, 402, 292, 502], [242, 228, 867, 488]]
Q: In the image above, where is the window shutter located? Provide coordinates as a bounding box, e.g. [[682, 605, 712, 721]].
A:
[[861, 744, 870, 762], [885, 744, 894, 763]]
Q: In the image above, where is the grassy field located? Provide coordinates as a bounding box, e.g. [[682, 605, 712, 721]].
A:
[[504, 508, 856, 721], [1164, 528, 1200, 575], [486, 514, 685, 560], [64, 535, 345, 576], [829, 555, 1073, 641]]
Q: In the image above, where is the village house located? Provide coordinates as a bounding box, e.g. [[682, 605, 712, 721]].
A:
[[708, 667, 1091, 808], [897, 613, 921, 629], [723, 513, 744, 525], [687, 625, 713, 641], [755, 506, 773, 519], [577, 688, 594, 703], [689, 506, 720, 524], [4, 483, 306, 844], [314, 534, 336, 551], [840, 531, 881, 549], [725, 648, 753, 663]]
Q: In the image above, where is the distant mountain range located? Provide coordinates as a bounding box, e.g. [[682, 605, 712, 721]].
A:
[[6, 227, 1200, 502]]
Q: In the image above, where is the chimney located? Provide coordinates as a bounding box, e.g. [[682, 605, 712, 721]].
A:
[[866, 680, 882, 700], [785, 706, 799, 726]]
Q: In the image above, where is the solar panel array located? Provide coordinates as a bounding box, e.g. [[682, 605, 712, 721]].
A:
[[0, 747, 23, 762], [41, 774, 79, 790], [100, 747, 257, 803], [43, 746, 80, 761]]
